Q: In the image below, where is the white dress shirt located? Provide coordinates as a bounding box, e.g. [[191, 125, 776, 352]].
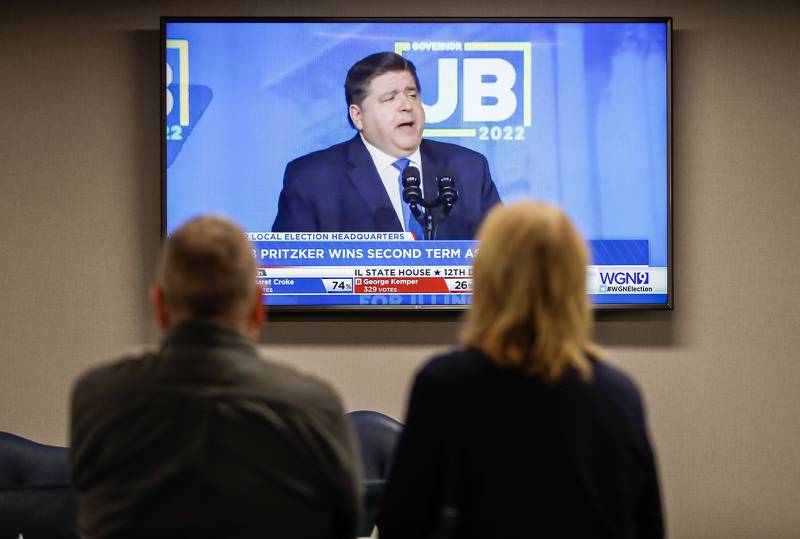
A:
[[359, 134, 423, 232]]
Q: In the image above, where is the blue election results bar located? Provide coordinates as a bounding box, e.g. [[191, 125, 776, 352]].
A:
[[253, 239, 667, 306]]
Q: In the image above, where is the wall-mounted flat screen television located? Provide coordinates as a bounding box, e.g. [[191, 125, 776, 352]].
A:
[[163, 17, 672, 310]]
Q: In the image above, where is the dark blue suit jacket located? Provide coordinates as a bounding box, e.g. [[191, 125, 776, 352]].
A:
[[379, 348, 664, 539], [272, 135, 502, 240]]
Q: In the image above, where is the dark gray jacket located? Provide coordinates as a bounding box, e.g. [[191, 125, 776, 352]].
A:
[[70, 319, 361, 539]]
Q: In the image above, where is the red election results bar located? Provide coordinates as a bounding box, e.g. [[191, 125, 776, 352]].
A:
[[353, 276, 472, 294]]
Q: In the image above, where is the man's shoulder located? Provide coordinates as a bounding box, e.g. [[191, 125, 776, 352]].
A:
[[247, 352, 345, 412], [72, 348, 346, 422], [421, 138, 487, 160], [71, 349, 159, 407], [286, 136, 356, 171]]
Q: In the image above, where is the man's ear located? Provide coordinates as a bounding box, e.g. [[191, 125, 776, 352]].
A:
[[150, 284, 170, 330], [349, 104, 363, 131], [246, 285, 266, 341]]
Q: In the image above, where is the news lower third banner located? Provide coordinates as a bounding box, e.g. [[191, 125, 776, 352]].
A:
[[248, 234, 668, 305]]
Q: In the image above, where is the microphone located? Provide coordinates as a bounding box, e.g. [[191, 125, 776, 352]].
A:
[[402, 166, 423, 205], [437, 174, 458, 211]]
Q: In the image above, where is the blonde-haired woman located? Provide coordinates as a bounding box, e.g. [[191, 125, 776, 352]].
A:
[[379, 201, 663, 539]]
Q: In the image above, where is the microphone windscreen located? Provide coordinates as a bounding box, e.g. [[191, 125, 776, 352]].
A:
[[402, 166, 421, 187], [402, 166, 422, 204], [437, 174, 458, 205]]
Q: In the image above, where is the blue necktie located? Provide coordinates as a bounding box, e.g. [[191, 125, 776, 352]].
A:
[[393, 158, 425, 240]]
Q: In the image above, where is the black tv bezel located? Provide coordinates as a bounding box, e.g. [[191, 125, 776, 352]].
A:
[[160, 16, 673, 313]]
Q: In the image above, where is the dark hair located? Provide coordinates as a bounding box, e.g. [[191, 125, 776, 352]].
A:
[[344, 52, 421, 129]]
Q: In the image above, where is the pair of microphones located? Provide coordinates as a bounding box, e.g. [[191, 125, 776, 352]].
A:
[[401, 166, 459, 240], [401, 166, 459, 211]]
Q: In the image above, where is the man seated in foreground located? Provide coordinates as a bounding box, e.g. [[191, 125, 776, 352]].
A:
[[69, 216, 361, 538]]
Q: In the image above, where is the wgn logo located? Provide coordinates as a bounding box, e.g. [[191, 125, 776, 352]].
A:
[[395, 41, 531, 141], [600, 272, 650, 286], [598, 271, 651, 293], [164, 38, 213, 168]]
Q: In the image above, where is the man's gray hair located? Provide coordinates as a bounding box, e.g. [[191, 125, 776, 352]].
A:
[[158, 216, 256, 320]]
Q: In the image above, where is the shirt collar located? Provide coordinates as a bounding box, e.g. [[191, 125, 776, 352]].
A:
[[360, 133, 421, 171], [161, 317, 256, 355]]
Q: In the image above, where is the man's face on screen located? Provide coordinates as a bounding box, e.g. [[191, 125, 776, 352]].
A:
[[350, 70, 425, 158]]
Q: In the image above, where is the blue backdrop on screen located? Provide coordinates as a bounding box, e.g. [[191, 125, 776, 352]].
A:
[[165, 21, 668, 267]]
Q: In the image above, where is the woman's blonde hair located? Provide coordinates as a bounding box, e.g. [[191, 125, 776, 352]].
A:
[[461, 200, 601, 381]]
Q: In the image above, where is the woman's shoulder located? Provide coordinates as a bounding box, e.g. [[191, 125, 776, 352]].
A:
[[415, 347, 498, 387], [588, 359, 647, 426], [591, 360, 642, 399]]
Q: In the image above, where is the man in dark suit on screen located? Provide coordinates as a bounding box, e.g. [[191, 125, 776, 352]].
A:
[[272, 52, 502, 240]]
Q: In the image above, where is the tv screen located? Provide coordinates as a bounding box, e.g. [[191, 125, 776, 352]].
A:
[[163, 18, 672, 310]]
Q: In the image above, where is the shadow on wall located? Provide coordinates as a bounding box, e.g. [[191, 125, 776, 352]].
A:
[[260, 312, 464, 346], [260, 309, 676, 348], [594, 310, 675, 348], [133, 29, 164, 342]]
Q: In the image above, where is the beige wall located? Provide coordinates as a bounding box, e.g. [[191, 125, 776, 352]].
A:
[[1, 1, 799, 536]]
